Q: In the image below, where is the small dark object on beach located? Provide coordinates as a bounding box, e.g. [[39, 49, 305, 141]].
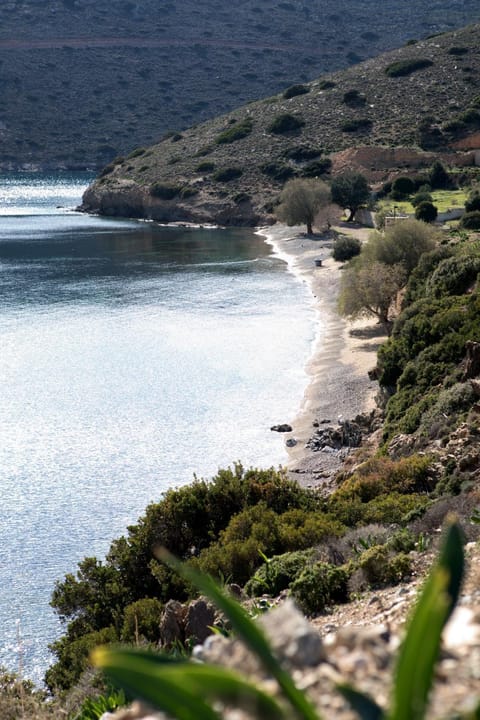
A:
[[271, 423, 293, 432]]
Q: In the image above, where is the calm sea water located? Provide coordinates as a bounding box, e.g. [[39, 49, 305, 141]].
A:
[[0, 173, 317, 684]]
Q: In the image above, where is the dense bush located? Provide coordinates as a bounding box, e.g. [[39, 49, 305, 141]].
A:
[[342, 89, 366, 107], [411, 190, 433, 207], [357, 545, 412, 586], [150, 182, 182, 199], [429, 160, 451, 189], [301, 158, 332, 177], [465, 191, 480, 213], [216, 117, 253, 144], [213, 167, 243, 182], [194, 160, 215, 173], [332, 235, 361, 261], [121, 598, 163, 643], [268, 113, 305, 134], [291, 562, 350, 614], [385, 58, 433, 77], [461, 210, 480, 229], [341, 118, 372, 133], [260, 161, 296, 182], [245, 549, 316, 596], [283, 84, 309, 99], [415, 201, 438, 223], [283, 146, 321, 161], [391, 176, 416, 197]]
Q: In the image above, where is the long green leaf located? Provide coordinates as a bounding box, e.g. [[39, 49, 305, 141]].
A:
[[337, 684, 385, 720], [92, 646, 221, 720], [388, 522, 464, 720], [93, 647, 286, 720], [158, 548, 321, 720]]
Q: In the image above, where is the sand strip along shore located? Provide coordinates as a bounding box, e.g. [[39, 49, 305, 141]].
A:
[[258, 223, 386, 488]]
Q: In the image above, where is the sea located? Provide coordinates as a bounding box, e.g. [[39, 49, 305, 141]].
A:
[[0, 173, 318, 685]]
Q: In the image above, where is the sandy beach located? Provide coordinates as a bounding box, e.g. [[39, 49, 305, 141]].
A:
[[258, 223, 386, 487]]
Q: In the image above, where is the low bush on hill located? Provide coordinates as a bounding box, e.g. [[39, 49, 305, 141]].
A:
[[215, 117, 253, 144], [332, 235, 361, 261], [385, 58, 434, 77], [283, 145, 322, 161], [150, 182, 182, 199], [260, 161, 296, 182], [341, 118, 372, 133], [301, 158, 332, 177], [268, 113, 305, 134], [212, 166, 243, 182], [283, 83, 310, 99], [461, 210, 480, 229]]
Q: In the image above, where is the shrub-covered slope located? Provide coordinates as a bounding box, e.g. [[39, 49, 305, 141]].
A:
[[82, 24, 480, 224], [3, 0, 479, 170]]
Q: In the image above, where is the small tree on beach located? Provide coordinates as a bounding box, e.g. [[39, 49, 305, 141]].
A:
[[276, 178, 331, 234], [338, 259, 405, 332], [331, 171, 370, 221]]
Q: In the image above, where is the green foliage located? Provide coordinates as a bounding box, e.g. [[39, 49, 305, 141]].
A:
[[331, 171, 370, 220], [150, 182, 182, 199], [429, 160, 450, 190], [215, 117, 253, 144], [338, 258, 405, 327], [0, 668, 54, 720], [461, 210, 480, 229], [332, 235, 361, 261], [464, 190, 480, 213], [126, 147, 146, 159], [385, 58, 434, 77], [391, 176, 416, 197], [194, 161, 215, 173], [341, 118, 372, 133], [365, 218, 439, 277], [301, 158, 332, 177], [212, 167, 243, 182], [121, 598, 163, 643], [357, 545, 411, 586], [75, 688, 126, 720], [411, 190, 433, 207], [245, 549, 316, 596], [92, 524, 467, 720], [318, 79, 336, 89], [276, 177, 331, 233], [260, 161, 296, 182], [283, 84, 309, 99], [283, 145, 321, 162], [267, 113, 305, 134], [342, 89, 366, 107], [447, 45, 469, 55], [291, 562, 350, 615], [415, 201, 438, 223]]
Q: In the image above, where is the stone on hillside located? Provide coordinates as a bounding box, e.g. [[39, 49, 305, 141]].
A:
[[159, 599, 186, 647], [259, 599, 325, 667], [184, 597, 216, 644]]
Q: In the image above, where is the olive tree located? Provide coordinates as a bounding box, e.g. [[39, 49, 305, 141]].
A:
[[364, 218, 439, 277], [331, 171, 370, 221], [276, 178, 331, 234], [339, 259, 406, 331]]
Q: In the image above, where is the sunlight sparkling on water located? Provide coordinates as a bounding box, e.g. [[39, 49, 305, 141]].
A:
[[0, 174, 319, 684]]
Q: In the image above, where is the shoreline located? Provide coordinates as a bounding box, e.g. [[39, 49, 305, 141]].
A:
[[258, 223, 386, 487]]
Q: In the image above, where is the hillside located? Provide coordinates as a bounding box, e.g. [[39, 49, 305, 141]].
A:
[[1, 0, 480, 170], [82, 23, 480, 224]]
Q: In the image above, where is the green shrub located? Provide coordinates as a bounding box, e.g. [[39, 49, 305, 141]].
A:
[[301, 158, 332, 177], [283, 84, 309, 99], [283, 146, 321, 161], [278, 508, 345, 548], [415, 201, 438, 223], [260, 161, 296, 182], [121, 598, 163, 643], [268, 113, 305, 134], [342, 89, 366, 107], [412, 190, 433, 207], [358, 545, 412, 585], [332, 235, 361, 261], [465, 192, 480, 213], [127, 147, 146, 159], [213, 167, 243, 182], [461, 211, 480, 229], [447, 46, 469, 55], [245, 549, 315, 596], [391, 176, 416, 197], [194, 161, 215, 173], [291, 562, 350, 614], [216, 118, 253, 144], [385, 58, 433, 77], [150, 182, 182, 199], [341, 118, 372, 133], [318, 79, 336, 89], [46, 626, 118, 692], [429, 160, 450, 189]]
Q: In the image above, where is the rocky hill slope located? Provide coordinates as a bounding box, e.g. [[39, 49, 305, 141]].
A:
[[81, 23, 480, 225], [1, 0, 480, 170]]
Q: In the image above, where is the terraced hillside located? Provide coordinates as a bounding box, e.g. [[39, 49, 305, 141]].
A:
[[1, 0, 480, 169], [82, 23, 480, 225]]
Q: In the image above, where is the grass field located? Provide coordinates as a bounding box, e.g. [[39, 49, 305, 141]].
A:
[[377, 189, 468, 215]]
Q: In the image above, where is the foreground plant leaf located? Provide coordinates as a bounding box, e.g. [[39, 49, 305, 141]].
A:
[[337, 684, 384, 720], [388, 521, 464, 720], [92, 647, 285, 719], [158, 548, 321, 720]]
